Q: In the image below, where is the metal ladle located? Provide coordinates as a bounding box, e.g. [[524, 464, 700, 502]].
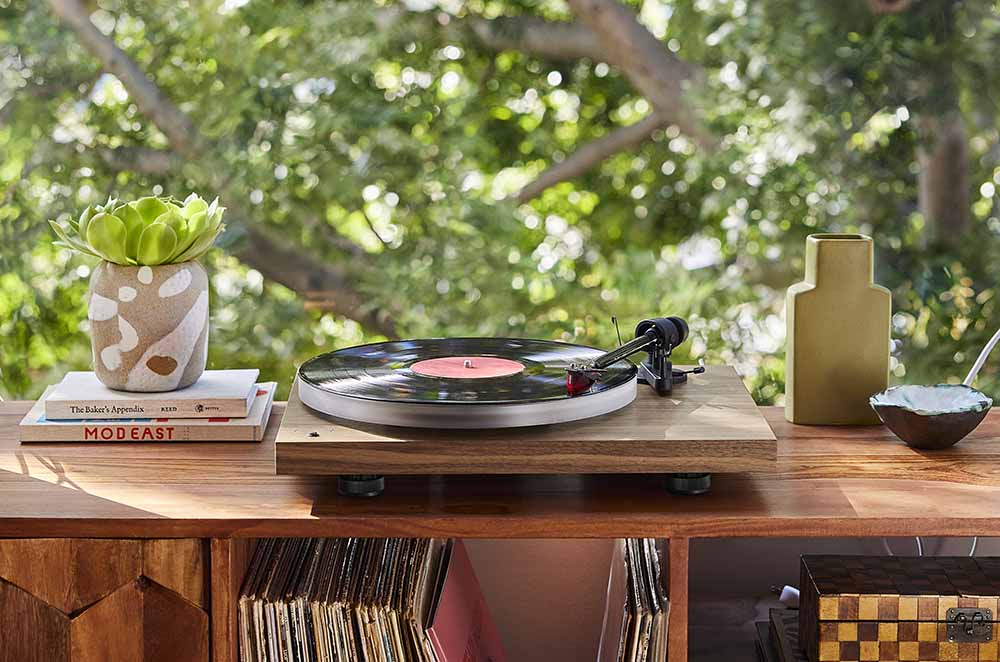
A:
[[869, 327, 1000, 449]]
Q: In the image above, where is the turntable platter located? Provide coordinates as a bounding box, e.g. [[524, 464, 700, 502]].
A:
[[296, 338, 638, 428]]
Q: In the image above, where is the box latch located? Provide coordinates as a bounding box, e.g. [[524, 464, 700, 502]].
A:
[[947, 608, 994, 643]]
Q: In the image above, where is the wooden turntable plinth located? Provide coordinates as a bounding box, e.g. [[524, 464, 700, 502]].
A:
[[274, 366, 776, 495]]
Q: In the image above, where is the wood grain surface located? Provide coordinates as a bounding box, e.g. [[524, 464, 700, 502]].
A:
[[275, 366, 777, 475], [69, 580, 144, 662], [0, 538, 208, 662], [210, 538, 257, 662], [142, 538, 207, 608], [0, 538, 141, 613], [67, 579, 209, 662], [0, 579, 69, 661], [141, 580, 209, 662], [668, 538, 690, 662], [3, 401, 1000, 538]]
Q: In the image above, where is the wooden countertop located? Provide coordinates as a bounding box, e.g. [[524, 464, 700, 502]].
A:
[[1, 402, 999, 539]]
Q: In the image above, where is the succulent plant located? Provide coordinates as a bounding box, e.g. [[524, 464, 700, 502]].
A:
[[50, 193, 225, 266]]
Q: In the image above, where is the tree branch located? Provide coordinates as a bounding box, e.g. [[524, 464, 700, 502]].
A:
[[45, 0, 397, 337], [394, 3, 709, 203], [96, 146, 180, 175], [47, 0, 198, 152], [515, 113, 668, 202], [512, 0, 713, 201], [462, 15, 603, 61], [235, 225, 396, 337], [867, 0, 914, 15], [565, 0, 710, 147], [302, 213, 367, 260], [378, 8, 604, 62], [18, 142, 178, 177], [916, 110, 970, 247], [0, 74, 98, 128]]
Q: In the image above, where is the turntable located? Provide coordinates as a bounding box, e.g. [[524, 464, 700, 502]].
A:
[[274, 317, 776, 496]]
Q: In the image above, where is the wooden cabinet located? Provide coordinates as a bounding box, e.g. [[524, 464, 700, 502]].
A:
[[0, 539, 208, 662], [3, 403, 1000, 661]]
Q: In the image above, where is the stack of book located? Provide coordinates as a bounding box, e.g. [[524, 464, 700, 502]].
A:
[[238, 537, 507, 662], [755, 608, 805, 662], [598, 539, 670, 662], [18, 369, 275, 442]]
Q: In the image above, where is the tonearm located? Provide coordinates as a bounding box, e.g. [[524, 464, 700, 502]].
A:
[[566, 316, 703, 396]]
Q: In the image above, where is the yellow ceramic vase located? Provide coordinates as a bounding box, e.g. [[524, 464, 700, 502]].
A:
[[785, 234, 890, 425]]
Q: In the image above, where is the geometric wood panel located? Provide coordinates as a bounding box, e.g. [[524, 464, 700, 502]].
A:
[[141, 580, 209, 662], [0, 580, 69, 662], [69, 580, 142, 662], [0, 538, 141, 613], [142, 539, 207, 609], [0, 539, 208, 662], [68, 579, 209, 662]]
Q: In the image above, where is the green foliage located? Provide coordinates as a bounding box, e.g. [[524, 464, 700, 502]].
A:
[[3, 0, 1000, 405], [49, 194, 225, 266]]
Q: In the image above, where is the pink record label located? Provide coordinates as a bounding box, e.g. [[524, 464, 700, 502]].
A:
[[410, 356, 525, 379]]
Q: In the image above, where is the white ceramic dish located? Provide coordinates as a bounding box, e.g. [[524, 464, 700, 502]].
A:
[[869, 384, 992, 416]]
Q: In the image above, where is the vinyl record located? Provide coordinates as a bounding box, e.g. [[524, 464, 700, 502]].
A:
[[296, 338, 637, 428]]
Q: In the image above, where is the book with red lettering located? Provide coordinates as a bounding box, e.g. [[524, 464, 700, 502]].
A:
[[427, 539, 507, 662], [18, 382, 276, 442]]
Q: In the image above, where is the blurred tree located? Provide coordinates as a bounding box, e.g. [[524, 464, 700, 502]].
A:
[[1, 0, 999, 403]]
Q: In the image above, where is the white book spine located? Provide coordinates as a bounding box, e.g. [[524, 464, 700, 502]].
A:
[[45, 396, 251, 420]]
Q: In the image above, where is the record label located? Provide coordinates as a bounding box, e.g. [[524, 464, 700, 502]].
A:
[[410, 356, 525, 379]]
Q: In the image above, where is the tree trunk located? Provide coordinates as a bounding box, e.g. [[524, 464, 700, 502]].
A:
[[915, 111, 970, 247]]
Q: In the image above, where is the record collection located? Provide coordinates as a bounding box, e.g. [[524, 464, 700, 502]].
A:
[[598, 538, 669, 662], [238, 537, 506, 662]]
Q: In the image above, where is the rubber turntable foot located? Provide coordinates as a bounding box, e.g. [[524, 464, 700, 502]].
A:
[[666, 473, 711, 495], [338, 475, 385, 497]]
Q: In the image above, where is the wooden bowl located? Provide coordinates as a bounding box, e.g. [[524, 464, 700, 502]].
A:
[[870, 385, 992, 450]]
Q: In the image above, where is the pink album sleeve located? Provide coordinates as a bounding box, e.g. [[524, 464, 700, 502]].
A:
[[427, 540, 508, 662]]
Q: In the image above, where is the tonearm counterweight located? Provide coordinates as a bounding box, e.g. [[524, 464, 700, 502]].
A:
[[566, 316, 703, 396]]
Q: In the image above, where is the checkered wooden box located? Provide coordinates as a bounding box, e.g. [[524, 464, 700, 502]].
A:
[[801, 556, 1000, 662]]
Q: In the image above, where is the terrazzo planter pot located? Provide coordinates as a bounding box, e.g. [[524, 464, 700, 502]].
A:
[[88, 260, 209, 392]]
